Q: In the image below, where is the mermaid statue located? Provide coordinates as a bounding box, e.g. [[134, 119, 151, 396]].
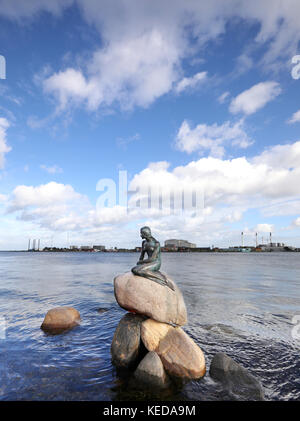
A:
[[131, 226, 175, 291]]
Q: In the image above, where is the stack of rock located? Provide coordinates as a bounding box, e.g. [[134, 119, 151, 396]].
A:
[[111, 271, 206, 389]]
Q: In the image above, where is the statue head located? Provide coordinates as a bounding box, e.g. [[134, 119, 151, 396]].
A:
[[140, 226, 151, 239]]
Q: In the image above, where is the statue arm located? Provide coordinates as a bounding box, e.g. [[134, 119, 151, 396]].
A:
[[139, 242, 160, 264], [137, 241, 146, 264], [151, 242, 160, 260]]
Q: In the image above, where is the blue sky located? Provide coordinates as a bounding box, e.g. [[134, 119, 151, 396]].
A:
[[1, 0, 300, 250]]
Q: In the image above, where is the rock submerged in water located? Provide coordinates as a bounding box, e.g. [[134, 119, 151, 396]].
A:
[[114, 272, 187, 326], [41, 307, 80, 333], [111, 313, 146, 368], [141, 319, 206, 379], [134, 351, 169, 389], [209, 352, 264, 400]]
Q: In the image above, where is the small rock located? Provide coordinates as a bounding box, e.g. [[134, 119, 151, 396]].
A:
[[111, 313, 146, 368], [141, 319, 206, 379], [114, 272, 187, 326], [41, 307, 80, 333], [209, 352, 264, 401], [134, 351, 169, 389], [97, 308, 109, 314]]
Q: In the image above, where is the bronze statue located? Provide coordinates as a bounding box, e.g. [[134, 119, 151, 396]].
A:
[[131, 226, 174, 291]]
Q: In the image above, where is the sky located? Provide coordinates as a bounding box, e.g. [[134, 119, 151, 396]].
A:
[[1, 0, 300, 250]]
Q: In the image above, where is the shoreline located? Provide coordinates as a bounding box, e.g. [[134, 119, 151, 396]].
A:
[[1, 249, 300, 253]]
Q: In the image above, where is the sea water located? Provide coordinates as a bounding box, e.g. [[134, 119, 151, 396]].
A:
[[0, 252, 299, 401]]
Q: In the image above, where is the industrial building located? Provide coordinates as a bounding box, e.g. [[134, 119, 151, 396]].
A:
[[80, 246, 92, 251], [164, 239, 196, 249], [27, 239, 41, 251], [93, 245, 106, 251]]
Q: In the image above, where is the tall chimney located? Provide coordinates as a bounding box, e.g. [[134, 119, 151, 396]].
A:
[[28, 239, 31, 251], [255, 232, 258, 247], [38, 239, 40, 251], [241, 232, 244, 247], [270, 232, 272, 245]]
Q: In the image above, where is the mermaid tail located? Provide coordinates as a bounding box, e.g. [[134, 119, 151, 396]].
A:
[[131, 264, 175, 291]]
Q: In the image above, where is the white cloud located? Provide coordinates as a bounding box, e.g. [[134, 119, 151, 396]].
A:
[[6, 182, 92, 234], [293, 217, 300, 227], [254, 223, 274, 233], [252, 141, 300, 169], [15, 0, 296, 113], [116, 133, 140, 149], [235, 54, 253, 75], [43, 30, 181, 111], [175, 119, 252, 157], [5, 140, 300, 246], [174, 72, 207, 93], [218, 91, 230, 104], [8, 182, 83, 212], [229, 82, 281, 115], [27, 114, 53, 129], [131, 144, 300, 211], [0, 193, 7, 202], [287, 109, 300, 124], [0, 117, 11, 169], [43, 68, 92, 110], [40, 164, 63, 174], [75, 0, 300, 70], [261, 200, 300, 217]]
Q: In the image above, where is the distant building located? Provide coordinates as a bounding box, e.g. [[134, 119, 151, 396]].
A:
[[258, 242, 286, 251], [80, 245, 92, 251], [164, 239, 196, 249], [93, 245, 106, 251], [70, 245, 79, 250], [193, 247, 211, 252]]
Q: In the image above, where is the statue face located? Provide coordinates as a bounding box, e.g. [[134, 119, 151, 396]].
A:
[[140, 227, 151, 239]]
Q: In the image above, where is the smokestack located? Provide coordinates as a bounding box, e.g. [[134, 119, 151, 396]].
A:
[[38, 239, 40, 251], [270, 232, 272, 245], [33, 239, 36, 251], [255, 232, 258, 247], [28, 239, 30, 251], [241, 232, 244, 247]]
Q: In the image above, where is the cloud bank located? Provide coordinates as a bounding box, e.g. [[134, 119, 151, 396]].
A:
[[1, 0, 297, 113], [5, 141, 300, 245]]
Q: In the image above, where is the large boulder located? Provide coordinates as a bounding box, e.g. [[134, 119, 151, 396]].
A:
[[111, 313, 146, 368], [141, 319, 206, 379], [41, 307, 80, 333], [134, 351, 169, 389], [114, 272, 187, 326], [209, 352, 264, 400]]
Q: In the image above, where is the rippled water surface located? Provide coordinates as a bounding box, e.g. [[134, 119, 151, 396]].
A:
[[0, 251, 299, 401]]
